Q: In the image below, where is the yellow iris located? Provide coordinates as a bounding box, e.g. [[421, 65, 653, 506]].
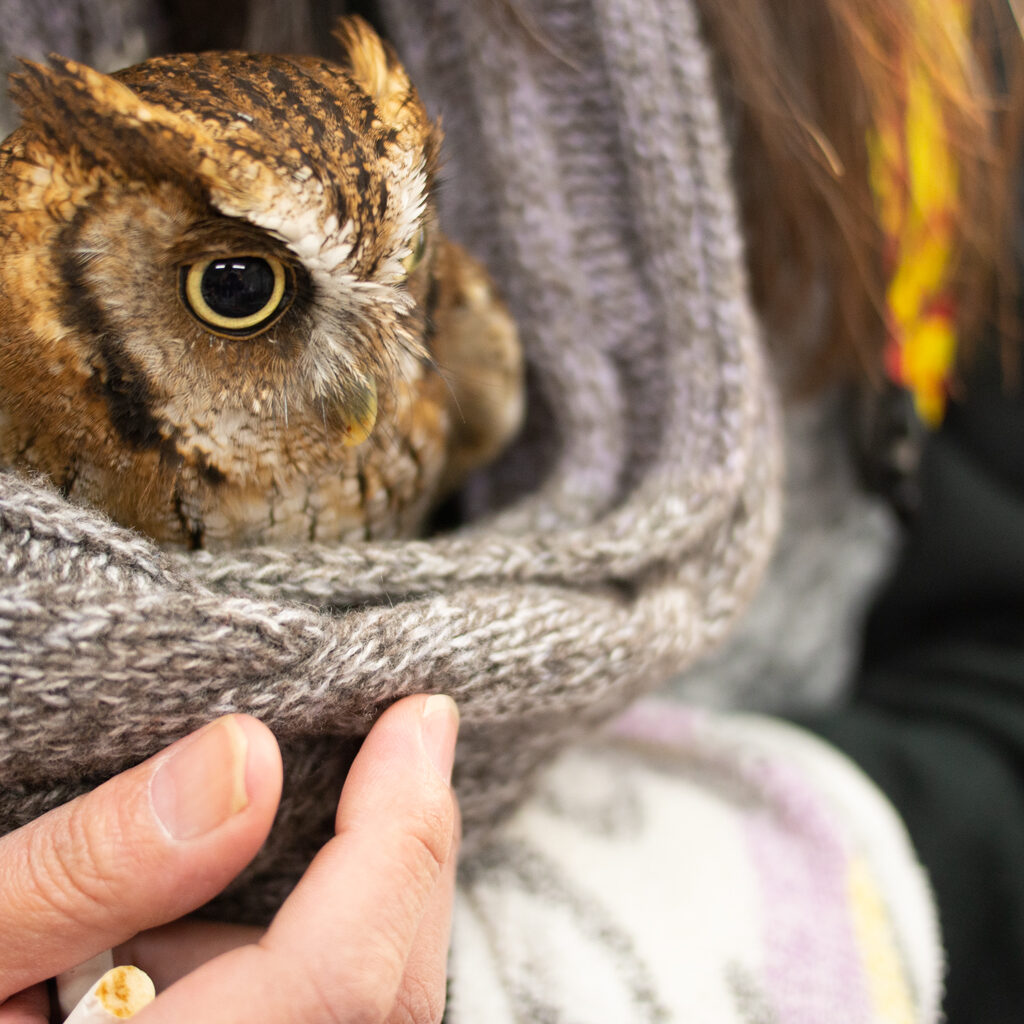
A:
[[183, 256, 290, 336]]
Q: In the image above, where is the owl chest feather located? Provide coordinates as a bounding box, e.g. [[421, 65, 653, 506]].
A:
[[163, 371, 451, 549], [23, 361, 449, 550]]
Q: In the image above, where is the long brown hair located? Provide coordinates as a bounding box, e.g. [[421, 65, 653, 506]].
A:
[[694, 0, 1024, 389]]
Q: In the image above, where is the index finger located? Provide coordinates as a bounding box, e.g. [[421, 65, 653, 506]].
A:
[[138, 694, 460, 1024]]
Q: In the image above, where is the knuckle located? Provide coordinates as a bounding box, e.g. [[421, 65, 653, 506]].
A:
[[24, 806, 111, 926], [19, 790, 135, 931], [277, 941, 396, 1024], [311, 972, 393, 1024], [388, 974, 447, 1024], [250, 942, 395, 1024], [345, 991, 395, 1024], [304, 974, 446, 1024], [451, 799, 463, 857], [398, 794, 455, 885]]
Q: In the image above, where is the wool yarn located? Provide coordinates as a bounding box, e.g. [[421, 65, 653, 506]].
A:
[[0, 0, 780, 922]]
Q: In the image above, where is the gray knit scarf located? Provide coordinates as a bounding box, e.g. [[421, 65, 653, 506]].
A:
[[0, 0, 780, 923]]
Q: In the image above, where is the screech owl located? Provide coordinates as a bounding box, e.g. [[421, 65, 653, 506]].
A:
[[0, 17, 523, 549]]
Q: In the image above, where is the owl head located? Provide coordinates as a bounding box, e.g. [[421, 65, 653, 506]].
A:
[[0, 18, 454, 544]]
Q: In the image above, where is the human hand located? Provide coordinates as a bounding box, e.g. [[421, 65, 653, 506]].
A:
[[0, 693, 461, 1024]]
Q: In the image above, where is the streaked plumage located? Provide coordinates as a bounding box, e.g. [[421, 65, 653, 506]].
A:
[[0, 17, 522, 548]]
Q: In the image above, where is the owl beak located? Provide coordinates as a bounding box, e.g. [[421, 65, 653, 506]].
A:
[[340, 376, 378, 446]]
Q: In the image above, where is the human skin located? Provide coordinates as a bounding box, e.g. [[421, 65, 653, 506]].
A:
[[0, 693, 461, 1024]]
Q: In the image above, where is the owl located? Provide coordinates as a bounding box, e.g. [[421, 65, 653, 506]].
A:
[[0, 18, 523, 549]]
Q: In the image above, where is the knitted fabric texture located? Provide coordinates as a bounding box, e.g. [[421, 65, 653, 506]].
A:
[[449, 698, 943, 1023], [0, 0, 780, 922]]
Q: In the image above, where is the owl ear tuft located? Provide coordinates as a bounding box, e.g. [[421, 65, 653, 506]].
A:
[[7, 56, 268, 210], [333, 15, 413, 128], [9, 56, 209, 185], [10, 56, 139, 161]]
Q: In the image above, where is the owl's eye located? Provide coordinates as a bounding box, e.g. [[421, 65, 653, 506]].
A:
[[402, 228, 427, 275], [180, 256, 294, 337]]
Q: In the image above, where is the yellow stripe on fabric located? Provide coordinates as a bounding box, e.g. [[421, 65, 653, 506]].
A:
[[847, 857, 918, 1024]]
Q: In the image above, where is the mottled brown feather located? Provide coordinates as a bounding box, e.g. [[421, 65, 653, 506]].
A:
[[0, 17, 522, 549]]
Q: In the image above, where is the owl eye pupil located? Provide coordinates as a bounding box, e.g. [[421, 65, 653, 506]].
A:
[[201, 258, 276, 319], [181, 254, 293, 338]]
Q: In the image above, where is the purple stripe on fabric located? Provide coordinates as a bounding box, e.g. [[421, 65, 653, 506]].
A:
[[744, 753, 870, 1024], [608, 696, 703, 746], [610, 704, 875, 1021]]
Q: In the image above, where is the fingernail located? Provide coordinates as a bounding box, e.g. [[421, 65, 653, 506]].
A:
[[421, 694, 459, 784], [150, 717, 250, 840]]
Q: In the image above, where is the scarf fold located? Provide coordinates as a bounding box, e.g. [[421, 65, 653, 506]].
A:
[[0, 0, 781, 922]]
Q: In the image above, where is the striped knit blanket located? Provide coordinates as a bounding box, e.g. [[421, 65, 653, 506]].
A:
[[449, 696, 942, 1023]]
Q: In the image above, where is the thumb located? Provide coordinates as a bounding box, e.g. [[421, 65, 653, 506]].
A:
[[0, 715, 282, 1001]]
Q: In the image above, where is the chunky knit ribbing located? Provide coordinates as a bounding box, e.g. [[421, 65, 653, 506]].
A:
[[0, 0, 780, 922]]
